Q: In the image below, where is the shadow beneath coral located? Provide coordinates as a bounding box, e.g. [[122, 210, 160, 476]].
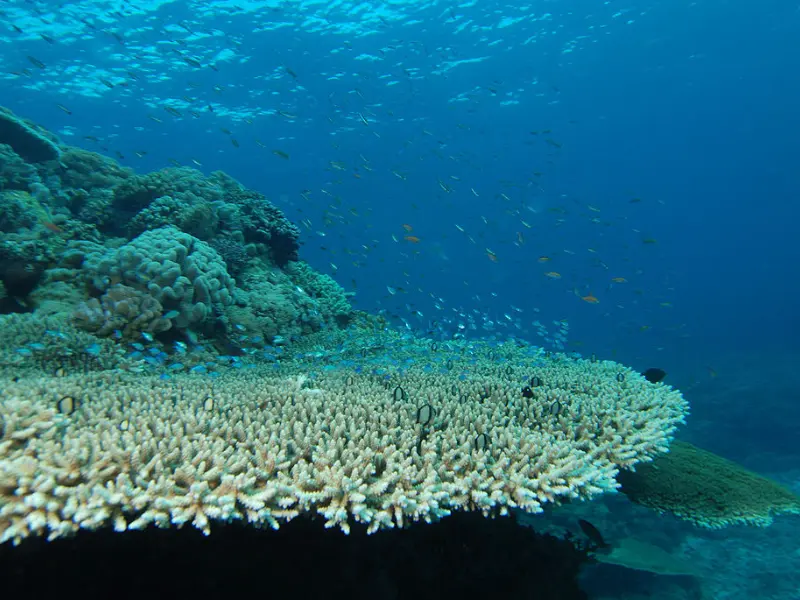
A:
[[0, 512, 591, 600]]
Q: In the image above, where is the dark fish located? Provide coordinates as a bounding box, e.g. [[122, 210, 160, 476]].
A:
[[642, 368, 666, 383], [27, 55, 46, 69], [577, 519, 608, 550]]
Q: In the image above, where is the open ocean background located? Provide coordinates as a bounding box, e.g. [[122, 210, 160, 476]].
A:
[[2, 0, 799, 597]]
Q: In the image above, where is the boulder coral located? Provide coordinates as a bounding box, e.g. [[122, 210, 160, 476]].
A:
[[87, 226, 235, 330], [72, 284, 172, 340]]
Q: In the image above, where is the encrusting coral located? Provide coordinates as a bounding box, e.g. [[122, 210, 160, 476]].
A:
[[0, 353, 687, 544], [617, 440, 800, 528]]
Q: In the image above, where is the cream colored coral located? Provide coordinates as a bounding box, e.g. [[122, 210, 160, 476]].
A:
[[0, 356, 687, 544]]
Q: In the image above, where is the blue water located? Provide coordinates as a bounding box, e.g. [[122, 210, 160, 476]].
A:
[[2, 0, 799, 597]]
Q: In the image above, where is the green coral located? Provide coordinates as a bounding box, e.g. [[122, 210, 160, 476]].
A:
[[127, 195, 219, 240], [231, 268, 323, 340], [0, 190, 48, 231], [110, 167, 224, 222], [0, 144, 40, 191], [617, 440, 800, 528]]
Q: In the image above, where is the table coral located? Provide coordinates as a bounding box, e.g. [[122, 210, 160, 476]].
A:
[[617, 440, 800, 528], [0, 353, 687, 543]]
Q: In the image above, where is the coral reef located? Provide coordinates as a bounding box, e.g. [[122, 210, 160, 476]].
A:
[[0, 106, 351, 350], [0, 353, 687, 543], [617, 440, 800, 528]]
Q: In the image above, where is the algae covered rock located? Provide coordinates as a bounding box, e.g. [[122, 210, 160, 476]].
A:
[[0, 107, 61, 163]]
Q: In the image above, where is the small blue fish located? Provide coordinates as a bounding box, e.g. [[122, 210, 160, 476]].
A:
[[141, 332, 154, 342], [159, 373, 171, 380], [190, 365, 207, 374], [45, 330, 68, 339], [15, 348, 33, 357], [128, 351, 144, 359], [27, 343, 46, 351], [174, 341, 187, 354], [163, 310, 180, 319], [85, 344, 101, 356], [131, 342, 145, 351], [168, 363, 184, 371]]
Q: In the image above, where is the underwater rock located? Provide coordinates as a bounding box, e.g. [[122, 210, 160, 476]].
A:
[[0, 107, 61, 163]]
